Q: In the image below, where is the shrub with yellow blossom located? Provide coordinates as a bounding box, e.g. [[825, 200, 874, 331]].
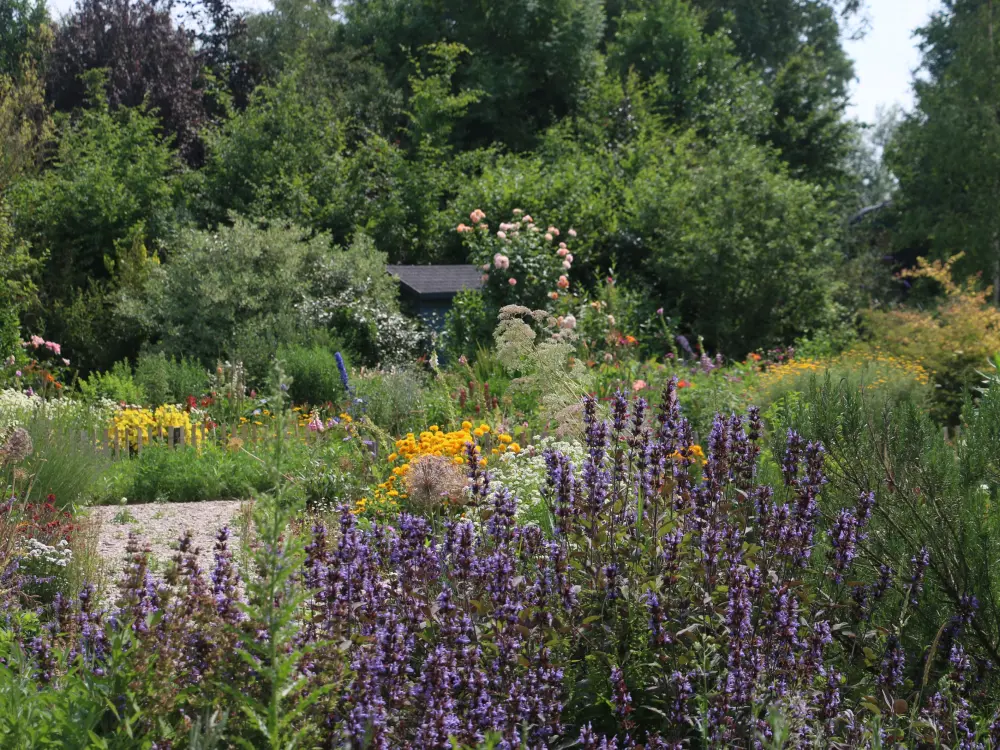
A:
[[752, 349, 932, 414], [865, 253, 1000, 422]]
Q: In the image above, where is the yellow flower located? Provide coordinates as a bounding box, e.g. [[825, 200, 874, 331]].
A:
[[461, 420, 473, 430], [387, 453, 398, 462], [498, 434, 512, 444], [508, 443, 521, 454]]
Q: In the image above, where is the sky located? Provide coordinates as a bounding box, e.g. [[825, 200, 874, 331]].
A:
[[44, 0, 942, 127], [844, 0, 942, 123]]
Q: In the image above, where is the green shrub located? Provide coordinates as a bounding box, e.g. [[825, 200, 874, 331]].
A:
[[442, 289, 492, 362], [77, 360, 145, 405], [18, 413, 111, 507], [353, 369, 427, 436], [768, 374, 1000, 661], [277, 344, 345, 406], [106, 442, 274, 503], [134, 352, 209, 405]]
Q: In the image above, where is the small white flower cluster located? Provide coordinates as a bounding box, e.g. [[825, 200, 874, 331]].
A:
[[0, 388, 118, 433], [25, 537, 73, 567], [491, 436, 587, 522], [0, 388, 41, 431]]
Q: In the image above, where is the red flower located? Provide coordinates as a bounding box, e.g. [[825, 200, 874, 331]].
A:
[[677, 379, 692, 389]]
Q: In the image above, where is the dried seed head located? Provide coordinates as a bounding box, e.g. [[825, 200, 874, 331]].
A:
[[0, 427, 32, 464], [404, 455, 469, 511]]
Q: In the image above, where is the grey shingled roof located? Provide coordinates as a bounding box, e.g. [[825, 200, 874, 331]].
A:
[[389, 265, 484, 299]]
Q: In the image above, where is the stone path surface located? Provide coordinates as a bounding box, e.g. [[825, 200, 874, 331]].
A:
[[90, 499, 247, 577]]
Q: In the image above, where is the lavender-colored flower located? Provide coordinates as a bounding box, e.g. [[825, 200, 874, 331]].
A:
[[827, 508, 861, 584], [878, 635, 905, 692], [908, 547, 930, 607]]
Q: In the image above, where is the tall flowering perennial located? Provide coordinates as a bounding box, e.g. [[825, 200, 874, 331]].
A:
[[1, 382, 996, 747]]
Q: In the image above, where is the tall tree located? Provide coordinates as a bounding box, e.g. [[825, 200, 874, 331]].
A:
[[690, 0, 858, 183], [47, 0, 206, 161], [0, 0, 49, 78], [341, 0, 605, 151], [888, 0, 1000, 301]]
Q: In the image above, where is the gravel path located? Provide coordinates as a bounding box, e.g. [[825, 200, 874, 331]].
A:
[[90, 500, 248, 577]]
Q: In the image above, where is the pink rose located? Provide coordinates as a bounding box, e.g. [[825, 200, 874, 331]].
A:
[[508, 278, 517, 286], [562, 260, 572, 270], [45, 341, 61, 355], [657, 308, 664, 315], [30, 335, 44, 348], [560, 314, 577, 330], [557, 275, 570, 289], [497, 231, 507, 240], [565, 254, 573, 263], [557, 247, 569, 258], [568, 228, 577, 237], [633, 379, 647, 392], [544, 233, 553, 242]]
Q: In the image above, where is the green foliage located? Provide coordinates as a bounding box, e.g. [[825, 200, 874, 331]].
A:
[[277, 343, 345, 406], [77, 360, 145, 405], [769, 374, 1000, 660], [134, 352, 209, 405], [633, 133, 842, 354], [19, 412, 111, 507], [888, 1, 1000, 290], [353, 368, 428, 436], [343, 0, 606, 151], [0, 0, 48, 79], [121, 218, 327, 368], [200, 66, 403, 248], [9, 80, 178, 370], [443, 289, 492, 361], [101, 442, 274, 503]]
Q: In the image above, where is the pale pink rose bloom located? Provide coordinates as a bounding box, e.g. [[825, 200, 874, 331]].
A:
[[470, 209, 486, 224], [482, 264, 490, 271], [493, 253, 509, 270], [513, 208, 523, 215], [45, 341, 61, 355], [559, 242, 567, 249], [565, 254, 573, 263], [557, 275, 570, 289], [544, 233, 553, 242], [560, 314, 577, 330], [568, 228, 577, 237], [562, 260, 572, 270], [633, 379, 647, 392], [557, 247, 569, 258], [30, 335, 44, 348], [508, 278, 517, 286], [522, 215, 533, 223], [62, 358, 70, 365], [497, 231, 507, 240], [481, 275, 490, 283], [548, 291, 559, 300]]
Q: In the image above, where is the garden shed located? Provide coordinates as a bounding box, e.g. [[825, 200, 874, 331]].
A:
[[389, 264, 483, 332]]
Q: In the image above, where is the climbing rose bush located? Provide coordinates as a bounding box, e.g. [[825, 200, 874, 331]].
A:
[[461, 208, 579, 312]]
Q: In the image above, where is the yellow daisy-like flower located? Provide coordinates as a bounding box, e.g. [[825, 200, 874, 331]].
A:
[[498, 434, 512, 444], [508, 443, 521, 454]]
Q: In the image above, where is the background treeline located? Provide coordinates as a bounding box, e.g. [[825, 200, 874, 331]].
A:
[[0, 0, 995, 378]]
